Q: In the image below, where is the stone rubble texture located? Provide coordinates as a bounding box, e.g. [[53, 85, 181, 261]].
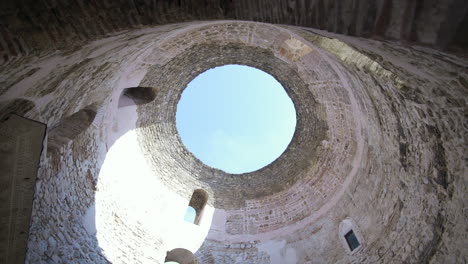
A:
[[0, 1, 467, 264]]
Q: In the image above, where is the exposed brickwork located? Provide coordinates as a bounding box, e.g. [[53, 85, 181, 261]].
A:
[[0, 19, 466, 264], [137, 36, 329, 209], [0, 0, 467, 64]]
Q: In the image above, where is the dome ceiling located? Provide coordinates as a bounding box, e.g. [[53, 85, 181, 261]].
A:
[[0, 1, 466, 263]]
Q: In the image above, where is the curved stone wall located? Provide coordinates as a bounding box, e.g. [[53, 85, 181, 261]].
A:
[[0, 19, 466, 264], [1, 0, 467, 63]]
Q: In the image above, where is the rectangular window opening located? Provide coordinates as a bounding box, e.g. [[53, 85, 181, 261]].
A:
[[345, 230, 360, 251]]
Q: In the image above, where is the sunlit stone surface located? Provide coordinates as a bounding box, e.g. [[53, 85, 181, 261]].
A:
[[0, 2, 467, 263]]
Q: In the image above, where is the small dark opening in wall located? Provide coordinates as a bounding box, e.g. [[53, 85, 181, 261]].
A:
[[165, 248, 197, 264], [119, 87, 157, 107], [345, 230, 360, 251]]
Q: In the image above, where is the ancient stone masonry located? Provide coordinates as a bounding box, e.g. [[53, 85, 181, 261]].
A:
[[47, 107, 97, 152], [0, 115, 45, 264], [1, 0, 467, 63], [120, 87, 157, 106], [0, 99, 35, 121], [165, 248, 198, 264], [0, 2, 467, 264]]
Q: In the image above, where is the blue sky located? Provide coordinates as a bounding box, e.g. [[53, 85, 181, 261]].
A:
[[184, 206, 196, 223], [176, 65, 296, 174]]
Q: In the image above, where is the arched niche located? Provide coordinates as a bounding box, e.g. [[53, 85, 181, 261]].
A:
[[118, 87, 157, 107], [165, 248, 198, 264], [187, 189, 208, 225], [47, 106, 97, 152]]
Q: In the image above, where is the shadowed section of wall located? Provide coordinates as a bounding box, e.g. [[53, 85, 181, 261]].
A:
[[0, 115, 46, 264], [119, 87, 157, 107], [47, 107, 97, 152], [0, 98, 35, 121], [0, 0, 467, 63], [165, 248, 198, 264]]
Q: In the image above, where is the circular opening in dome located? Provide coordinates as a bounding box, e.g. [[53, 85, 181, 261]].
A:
[[176, 65, 296, 174]]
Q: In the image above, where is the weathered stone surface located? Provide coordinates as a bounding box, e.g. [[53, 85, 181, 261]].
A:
[[0, 115, 45, 264], [121, 87, 157, 106], [0, 98, 35, 121], [0, 0, 466, 64], [0, 15, 466, 264], [47, 108, 97, 152]]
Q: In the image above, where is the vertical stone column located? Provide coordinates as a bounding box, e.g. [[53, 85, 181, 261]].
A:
[[0, 115, 46, 264]]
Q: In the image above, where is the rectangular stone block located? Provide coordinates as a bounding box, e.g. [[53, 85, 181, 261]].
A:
[[0, 115, 46, 264]]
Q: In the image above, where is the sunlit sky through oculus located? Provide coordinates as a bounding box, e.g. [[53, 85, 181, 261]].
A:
[[176, 65, 296, 174]]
